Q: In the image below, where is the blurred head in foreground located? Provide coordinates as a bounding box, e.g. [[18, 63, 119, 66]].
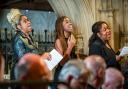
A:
[[0, 50, 4, 81], [84, 55, 106, 89], [58, 60, 90, 89], [15, 53, 51, 89], [102, 68, 124, 89]]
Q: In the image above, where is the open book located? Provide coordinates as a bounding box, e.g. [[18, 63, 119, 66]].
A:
[[119, 47, 128, 56], [44, 49, 63, 71]]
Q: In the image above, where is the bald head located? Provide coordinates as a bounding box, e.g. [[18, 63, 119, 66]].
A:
[[59, 60, 86, 82], [84, 55, 106, 76], [59, 60, 90, 89], [15, 53, 51, 81], [84, 55, 106, 68], [103, 68, 124, 89], [84, 55, 106, 89]]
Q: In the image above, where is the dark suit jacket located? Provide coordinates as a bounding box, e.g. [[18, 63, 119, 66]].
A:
[[86, 84, 96, 89], [89, 37, 120, 70]]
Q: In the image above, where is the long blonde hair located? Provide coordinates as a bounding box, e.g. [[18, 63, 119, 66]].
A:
[[7, 9, 23, 30]]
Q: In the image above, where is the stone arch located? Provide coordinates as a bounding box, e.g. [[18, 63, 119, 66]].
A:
[[48, 0, 95, 54]]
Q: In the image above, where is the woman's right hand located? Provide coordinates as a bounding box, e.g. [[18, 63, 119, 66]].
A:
[[68, 34, 76, 48], [65, 34, 76, 56]]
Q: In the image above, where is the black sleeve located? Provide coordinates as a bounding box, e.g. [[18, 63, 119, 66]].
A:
[[116, 50, 120, 55], [89, 43, 102, 56]]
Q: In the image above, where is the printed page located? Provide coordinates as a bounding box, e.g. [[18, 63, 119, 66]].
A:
[[119, 47, 128, 56], [44, 49, 63, 71]]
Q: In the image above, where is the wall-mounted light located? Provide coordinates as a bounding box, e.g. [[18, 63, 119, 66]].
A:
[[25, 9, 29, 12]]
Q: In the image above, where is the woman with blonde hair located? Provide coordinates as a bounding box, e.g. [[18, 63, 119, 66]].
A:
[[7, 9, 50, 60], [7, 9, 51, 80]]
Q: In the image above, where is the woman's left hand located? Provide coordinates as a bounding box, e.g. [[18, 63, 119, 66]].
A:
[[116, 55, 123, 62], [41, 52, 51, 60]]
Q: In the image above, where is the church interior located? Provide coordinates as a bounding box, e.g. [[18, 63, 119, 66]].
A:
[[0, 0, 128, 89]]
